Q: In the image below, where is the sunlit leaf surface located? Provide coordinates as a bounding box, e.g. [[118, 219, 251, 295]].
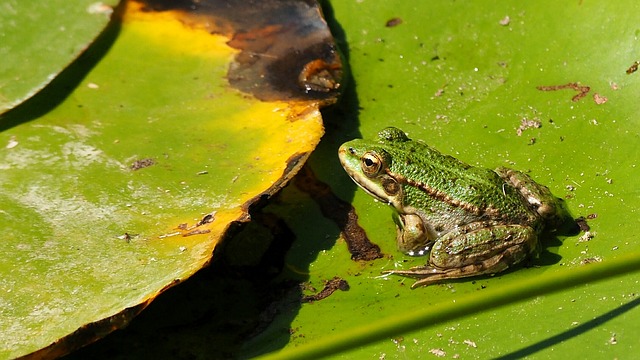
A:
[[255, 1, 640, 358], [0, 0, 340, 358], [0, 0, 119, 114], [51, 1, 640, 359]]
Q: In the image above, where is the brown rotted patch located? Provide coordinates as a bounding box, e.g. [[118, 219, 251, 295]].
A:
[[134, 0, 342, 105], [385, 17, 403, 27], [536, 82, 590, 102], [295, 165, 383, 261], [575, 216, 591, 232], [130, 158, 155, 170], [626, 60, 639, 74], [301, 276, 350, 303]]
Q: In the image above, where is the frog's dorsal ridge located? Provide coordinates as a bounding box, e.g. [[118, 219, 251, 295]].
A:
[[378, 127, 410, 143]]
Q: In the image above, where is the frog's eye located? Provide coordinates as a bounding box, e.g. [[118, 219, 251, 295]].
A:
[[361, 152, 383, 176]]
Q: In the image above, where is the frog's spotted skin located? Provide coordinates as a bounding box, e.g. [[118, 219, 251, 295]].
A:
[[338, 127, 571, 288]]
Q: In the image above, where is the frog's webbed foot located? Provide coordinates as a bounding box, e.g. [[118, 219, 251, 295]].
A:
[[383, 261, 509, 289], [383, 240, 528, 288]]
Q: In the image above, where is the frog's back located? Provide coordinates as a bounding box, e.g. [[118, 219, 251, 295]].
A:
[[379, 137, 533, 222]]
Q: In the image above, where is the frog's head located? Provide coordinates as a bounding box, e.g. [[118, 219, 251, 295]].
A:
[[338, 138, 404, 211]]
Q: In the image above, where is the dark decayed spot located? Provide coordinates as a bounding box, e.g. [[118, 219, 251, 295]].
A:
[[575, 216, 590, 232], [301, 276, 349, 302], [135, 0, 343, 105], [295, 165, 383, 261], [130, 158, 155, 170], [536, 82, 590, 102], [385, 17, 403, 27]]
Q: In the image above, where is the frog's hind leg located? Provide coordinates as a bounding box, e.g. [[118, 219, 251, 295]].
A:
[[495, 167, 570, 228], [385, 224, 538, 288], [386, 247, 517, 289]]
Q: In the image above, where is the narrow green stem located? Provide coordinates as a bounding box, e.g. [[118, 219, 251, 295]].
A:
[[258, 253, 640, 360]]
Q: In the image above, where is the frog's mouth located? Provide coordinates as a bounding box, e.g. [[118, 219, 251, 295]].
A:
[[340, 161, 389, 205], [343, 168, 399, 207], [339, 145, 401, 207], [352, 176, 391, 204]]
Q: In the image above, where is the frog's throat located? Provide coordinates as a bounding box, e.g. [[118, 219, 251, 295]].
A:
[[343, 168, 398, 207], [351, 174, 393, 205], [359, 184, 390, 204]]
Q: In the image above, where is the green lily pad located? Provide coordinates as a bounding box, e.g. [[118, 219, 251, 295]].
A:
[[0, 0, 119, 114], [36, 1, 640, 359], [0, 0, 341, 358], [252, 0, 640, 358]]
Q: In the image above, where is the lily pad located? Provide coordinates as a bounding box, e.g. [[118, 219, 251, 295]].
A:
[[0, 0, 119, 114], [252, 0, 640, 358], [37, 0, 640, 359], [0, 0, 341, 358]]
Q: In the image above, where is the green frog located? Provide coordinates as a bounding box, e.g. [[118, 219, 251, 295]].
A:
[[338, 127, 573, 288]]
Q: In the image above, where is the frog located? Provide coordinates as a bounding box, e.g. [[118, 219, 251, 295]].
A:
[[338, 127, 573, 288]]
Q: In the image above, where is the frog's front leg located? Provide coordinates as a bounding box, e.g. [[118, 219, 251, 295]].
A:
[[384, 222, 538, 288], [393, 213, 432, 256]]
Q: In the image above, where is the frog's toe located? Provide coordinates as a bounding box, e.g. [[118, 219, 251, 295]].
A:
[[408, 272, 463, 289], [384, 259, 512, 288], [382, 267, 455, 288]]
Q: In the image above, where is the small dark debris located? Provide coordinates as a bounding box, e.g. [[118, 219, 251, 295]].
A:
[[575, 216, 591, 232], [498, 15, 510, 26], [385, 17, 403, 27], [593, 93, 608, 105], [516, 118, 542, 136], [587, 213, 598, 220], [117, 232, 138, 242], [197, 171, 209, 175], [182, 229, 211, 237], [626, 61, 639, 74], [580, 257, 602, 265], [177, 223, 189, 230], [196, 212, 216, 226], [176, 213, 216, 233], [301, 277, 350, 303], [130, 158, 155, 171]]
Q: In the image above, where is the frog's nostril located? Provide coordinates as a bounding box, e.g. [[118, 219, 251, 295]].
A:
[[349, 147, 356, 155]]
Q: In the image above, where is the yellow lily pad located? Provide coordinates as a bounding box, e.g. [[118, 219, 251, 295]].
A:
[[0, 0, 341, 358]]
